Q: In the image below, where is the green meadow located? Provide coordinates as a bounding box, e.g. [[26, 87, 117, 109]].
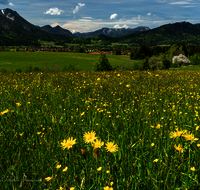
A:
[[1, 70, 200, 190], [0, 52, 135, 72]]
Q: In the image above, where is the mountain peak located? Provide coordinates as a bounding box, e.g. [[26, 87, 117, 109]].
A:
[[0, 8, 15, 21]]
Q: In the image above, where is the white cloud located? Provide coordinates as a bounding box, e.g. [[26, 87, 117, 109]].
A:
[[73, 3, 85, 14], [110, 13, 118, 20], [9, 2, 14, 6], [44, 7, 64, 15], [138, 15, 141, 20], [170, 1, 197, 4], [114, 24, 129, 29], [147, 13, 151, 16]]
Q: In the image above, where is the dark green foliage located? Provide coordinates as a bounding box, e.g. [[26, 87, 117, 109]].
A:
[[189, 54, 200, 65], [33, 66, 41, 72], [14, 68, 22, 73], [142, 57, 150, 70], [24, 66, 33, 73], [93, 53, 113, 71], [130, 45, 152, 60], [161, 54, 172, 69]]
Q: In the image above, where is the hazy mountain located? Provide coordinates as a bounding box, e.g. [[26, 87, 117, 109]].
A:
[[40, 25, 74, 38], [0, 8, 72, 46], [74, 26, 150, 38]]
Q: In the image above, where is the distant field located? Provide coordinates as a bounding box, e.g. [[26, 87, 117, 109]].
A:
[[0, 52, 135, 72]]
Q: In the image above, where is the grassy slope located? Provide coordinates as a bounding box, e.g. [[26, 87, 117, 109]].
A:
[[0, 52, 134, 72]]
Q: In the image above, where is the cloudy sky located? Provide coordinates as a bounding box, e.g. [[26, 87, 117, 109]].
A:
[[1, 0, 200, 33]]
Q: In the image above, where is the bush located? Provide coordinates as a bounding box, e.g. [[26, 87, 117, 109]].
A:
[[189, 54, 200, 65], [14, 68, 22, 73], [149, 56, 163, 70], [160, 54, 171, 69], [142, 57, 150, 70], [33, 67, 41, 72], [171, 61, 183, 68], [24, 66, 33, 73], [93, 53, 112, 71]]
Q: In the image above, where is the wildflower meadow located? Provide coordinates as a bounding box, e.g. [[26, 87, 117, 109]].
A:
[[0, 70, 200, 189]]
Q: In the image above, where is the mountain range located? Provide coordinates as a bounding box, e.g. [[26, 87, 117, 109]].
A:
[[1, 8, 200, 46]]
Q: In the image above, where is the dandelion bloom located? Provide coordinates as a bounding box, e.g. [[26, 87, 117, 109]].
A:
[[63, 166, 68, 172], [104, 187, 113, 190], [174, 144, 184, 153], [97, 167, 102, 171], [92, 139, 104, 149], [105, 142, 118, 153], [56, 164, 61, 169], [0, 109, 9, 115], [151, 143, 155, 146], [183, 133, 196, 141], [83, 130, 97, 144], [153, 159, 159, 162], [170, 129, 184, 138], [60, 137, 76, 150], [190, 167, 195, 171], [45, 177, 52, 181]]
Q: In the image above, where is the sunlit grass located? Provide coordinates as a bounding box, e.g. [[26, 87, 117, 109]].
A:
[[1, 70, 200, 189]]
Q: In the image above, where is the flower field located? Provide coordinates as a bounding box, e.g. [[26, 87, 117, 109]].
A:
[[0, 70, 200, 189]]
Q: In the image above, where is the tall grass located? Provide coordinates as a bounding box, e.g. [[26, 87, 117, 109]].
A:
[[1, 70, 200, 189]]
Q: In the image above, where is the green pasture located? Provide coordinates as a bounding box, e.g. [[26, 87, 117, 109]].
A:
[[0, 52, 134, 72], [1, 70, 200, 189]]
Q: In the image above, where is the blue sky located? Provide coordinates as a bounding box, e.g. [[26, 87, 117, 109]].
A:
[[1, 0, 200, 33]]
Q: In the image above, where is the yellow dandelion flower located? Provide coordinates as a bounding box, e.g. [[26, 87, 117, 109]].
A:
[[16, 103, 21, 106], [126, 84, 130, 88], [106, 170, 110, 174], [57, 187, 64, 190], [105, 142, 118, 153], [83, 130, 97, 144], [19, 133, 24, 136], [63, 166, 68, 172], [197, 144, 200, 147], [110, 182, 114, 186], [104, 186, 110, 190], [56, 164, 61, 169], [170, 129, 184, 138], [92, 139, 104, 149], [97, 167, 102, 171], [174, 144, 184, 153], [183, 133, 196, 141], [190, 167, 195, 171], [151, 143, 155, 146], [153, 159, 159, 162], [0, 109, 9, 115], [45, 177, 52, 181], [70, 187, 75, 190], [60, 137, 76, 150]]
